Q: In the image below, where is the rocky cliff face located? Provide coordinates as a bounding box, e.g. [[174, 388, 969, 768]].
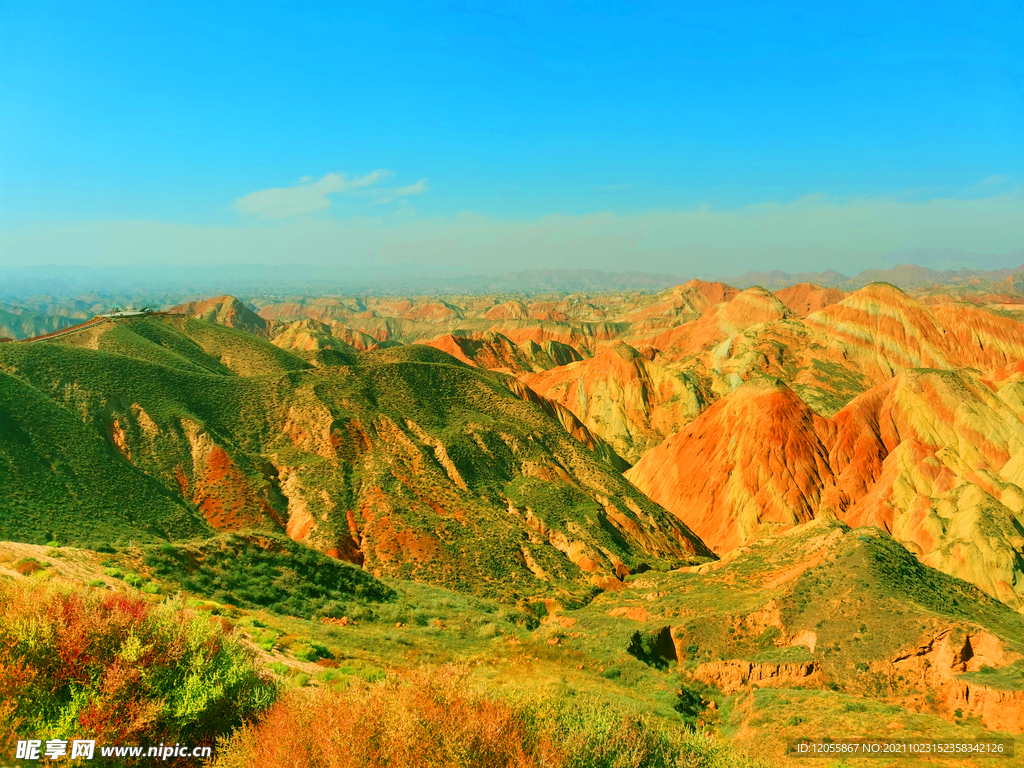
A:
[[886, 626, 1024, 733], [692, 660, 819, 694]]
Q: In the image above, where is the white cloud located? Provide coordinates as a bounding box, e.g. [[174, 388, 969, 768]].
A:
[[372, 179, 429, 205], [234, 170, 400, 218], [974, 174, 1008, 188]]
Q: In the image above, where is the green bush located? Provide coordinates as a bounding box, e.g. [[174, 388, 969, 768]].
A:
[[143, 533, 395, 618], [124, 573, 144, 588]]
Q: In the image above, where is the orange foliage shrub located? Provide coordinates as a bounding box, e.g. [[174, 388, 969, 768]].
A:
[[213, 665, 559, 768], [211, 664, 746, 768]]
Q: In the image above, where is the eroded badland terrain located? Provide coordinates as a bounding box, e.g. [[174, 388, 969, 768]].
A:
[[4, 268, 1024, 767]]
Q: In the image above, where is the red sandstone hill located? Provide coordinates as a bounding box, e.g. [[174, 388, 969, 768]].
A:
[[520, 342, 709, 464], [773, 282, 845, 316], [420, 333, 584, 372], [625, 379, 832, 553], [618, 280, 739, 323], [628, 367, 1024, 611], [169, 296, 268, 337], [643, 287, 793, 362], [182, 286, 1024, 514], [483, 300, 530, 321]]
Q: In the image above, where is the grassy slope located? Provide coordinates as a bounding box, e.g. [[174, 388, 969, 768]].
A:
[[4, 519, 1020, 767], [0, 368, 210, 546], [576, 520, 1024, 764], [26, 527, 1017, 767]]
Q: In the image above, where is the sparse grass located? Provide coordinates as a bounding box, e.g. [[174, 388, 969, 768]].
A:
[[960, 660, 1024, 691], [729, 687, 1017, 766]]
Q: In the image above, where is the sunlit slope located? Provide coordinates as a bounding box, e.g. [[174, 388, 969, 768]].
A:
[[628, 368, 1024, 610], [51, 314, 312, 376], [520, 342, 710, 463], [168, 295, 270, 336], [0, 317, 712, 602], [803, 283, 1024, 381]]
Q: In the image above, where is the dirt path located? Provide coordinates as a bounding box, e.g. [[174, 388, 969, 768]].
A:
[[0, 541, 116, 586]]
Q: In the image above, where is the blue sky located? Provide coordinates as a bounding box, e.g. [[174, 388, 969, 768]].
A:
[[0, 1, 1021, 274]]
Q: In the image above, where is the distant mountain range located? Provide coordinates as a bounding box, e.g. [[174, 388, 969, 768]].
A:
[[725, 262, 1024, 291], [4, 256, 1024, 303]]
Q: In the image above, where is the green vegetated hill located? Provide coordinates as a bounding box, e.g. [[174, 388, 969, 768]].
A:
[[143, 532, 398, 617], [584, 518, 1024, 762], [0, 365, 211, 546], [0, 316, 711, 605], [0, 304, 88, 340]]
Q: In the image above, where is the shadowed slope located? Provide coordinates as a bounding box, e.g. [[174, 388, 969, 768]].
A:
[[0, 366, 211, 545]]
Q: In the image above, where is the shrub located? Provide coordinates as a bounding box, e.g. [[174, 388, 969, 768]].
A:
[[212, 665, 765, 768], [143, 534, 395, 618], [674, 683, 705, 728], [756, 627, 781, 650], [14, 559, 44, 575], [123, 573, 144, 588], [476, 622, 499, 639], [0, 579, 278, 757], [87, 579, 106, 588], [628, 627, 676, 670], [293, 643, 320, 663]]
